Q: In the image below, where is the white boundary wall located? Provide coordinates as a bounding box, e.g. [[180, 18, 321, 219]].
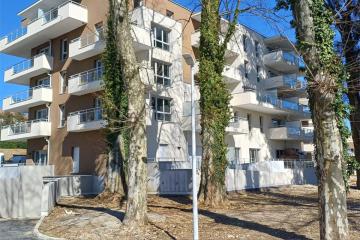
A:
[[0, 165, 54, 219]]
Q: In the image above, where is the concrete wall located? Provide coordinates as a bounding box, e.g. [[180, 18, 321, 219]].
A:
[[226, 161, 317, 191], [0, 165, 54, 219]]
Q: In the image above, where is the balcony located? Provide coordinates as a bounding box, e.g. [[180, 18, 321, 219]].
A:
[[68, 68, 103, 95], [194, 63, 240, 84], [191, 30, 240, 58], [230, 91, 310, 117], [0, 1, 88, 57], [69, 24, 151, 61], [3, 85, 52, 112], [301, 142, 315, 152], [4, 54, 53, 85], [268, 126, 313, 141], [67, 108, 105, 132], [0, 119, 51, 141], [182, 101, 248, 135], [264, 74, 306, 92], [263, 50, 299, 73]]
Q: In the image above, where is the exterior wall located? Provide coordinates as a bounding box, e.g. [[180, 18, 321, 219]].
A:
[[1, 0, 314, 188]]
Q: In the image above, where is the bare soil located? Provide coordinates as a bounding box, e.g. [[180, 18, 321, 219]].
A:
[[40, 182, 360, 240]]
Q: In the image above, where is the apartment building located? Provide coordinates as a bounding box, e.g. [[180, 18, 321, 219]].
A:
[[0, 0, 314, 189]]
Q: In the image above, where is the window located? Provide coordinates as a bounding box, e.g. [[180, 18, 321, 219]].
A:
[[153, 61, 171, 86], [60, 38, 68, 61], [247, 113, 252, 131], [249, 148, 260, 163], [37, 46, 50, 56], [34, 151, 48, 165], [235, 148, 241, 164], [95, 23, 104, 41], [133, 0, 142, 8], [259, 116, 264, 133], [152, 25, 170, 51], [256, 65, 261, 82], [59, 105, 65, 128], [166, 10, 174, 18], [59, 71, 67, 94], [276, 149, 284, 159], [37, 77, 50, 87], [255, 41, 260, 57], [244, 60, 249, 79], [151, 97, 171, 121], [243, 35, 248, 52], [36, 108, 48, 120]]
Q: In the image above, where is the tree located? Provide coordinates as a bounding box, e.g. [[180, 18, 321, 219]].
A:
[[277, 0, 349, 238], [102, 0, 128, 197], [198, 0, 241, 206], [327, 0, 360, 188], [112, 0, 148, 226]]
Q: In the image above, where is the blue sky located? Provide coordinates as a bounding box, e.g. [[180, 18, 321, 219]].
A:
[[0, 0, 294, 109]]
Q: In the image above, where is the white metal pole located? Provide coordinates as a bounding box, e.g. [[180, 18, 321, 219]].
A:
[[191, 64, 199, 240]]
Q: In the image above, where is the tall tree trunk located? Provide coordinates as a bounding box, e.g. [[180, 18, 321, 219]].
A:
[[329, 0, 360, 188], [114, 0, 148, 226], [289, 0, 349, 238], [105, 134, 127, 195], [198, 0, 241, 207]]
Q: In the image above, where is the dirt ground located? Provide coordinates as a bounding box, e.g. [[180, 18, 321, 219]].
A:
[[40, 181, 360, 240]]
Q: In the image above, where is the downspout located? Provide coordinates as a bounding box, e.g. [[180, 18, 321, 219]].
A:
[[45, 137, 50, 166]]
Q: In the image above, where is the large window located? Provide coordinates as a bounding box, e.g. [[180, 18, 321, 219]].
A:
[[151, 97, 171, 121], [34, 151, 48, 165], [152, 25, 170, 51], [153, 61, 171, 86], [249, 148, 260, 163]]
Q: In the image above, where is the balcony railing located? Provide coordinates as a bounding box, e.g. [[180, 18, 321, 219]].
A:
[[1, 1, 87, 46], [283, 75, 307, 89], [3, 119, 48, 136], [70, 67, 104, 86], [7, 53, 49, 75], [69, 107, 103, 124], [258, 94, 310, 114], [6, 85, 51, 105], [78, 29, 105, 49]]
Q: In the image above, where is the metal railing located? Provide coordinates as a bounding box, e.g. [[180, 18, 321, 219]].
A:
[[257, 94, 310, 114], [69, 107, 103, 124], [72, 28, 105, 49], [6, 85, 51, 105], [283, 75, 307, 89], [3, 119, 49, 136], [1, 1, 87, 45], [69, 67, 104, 86], [229, 158, 315, 169], [7, 53, 49, 75]]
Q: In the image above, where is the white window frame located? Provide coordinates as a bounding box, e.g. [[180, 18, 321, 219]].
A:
[[244, 60, 249, 79], [249, 148, 260, 163], [37, 77, 51, 87], [59, 71, 67, 94], [151, 97, 171, 121], [59, 105, 65, 128], [153, 61, 171, 87], [60, 38, 68, 61], [34, 150, 48, 165], [152, 25, 170, 51], [36, 108, 48, 120]]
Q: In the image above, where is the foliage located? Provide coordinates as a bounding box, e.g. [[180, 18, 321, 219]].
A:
[[0, 112, 26, 126], [0, 141, 27, 149], [276, 0, 352, 186], [103, 0, 130, 163]]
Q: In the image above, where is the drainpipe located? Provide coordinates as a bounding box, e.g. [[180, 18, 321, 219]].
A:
[[45, 137, 50, 165]]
